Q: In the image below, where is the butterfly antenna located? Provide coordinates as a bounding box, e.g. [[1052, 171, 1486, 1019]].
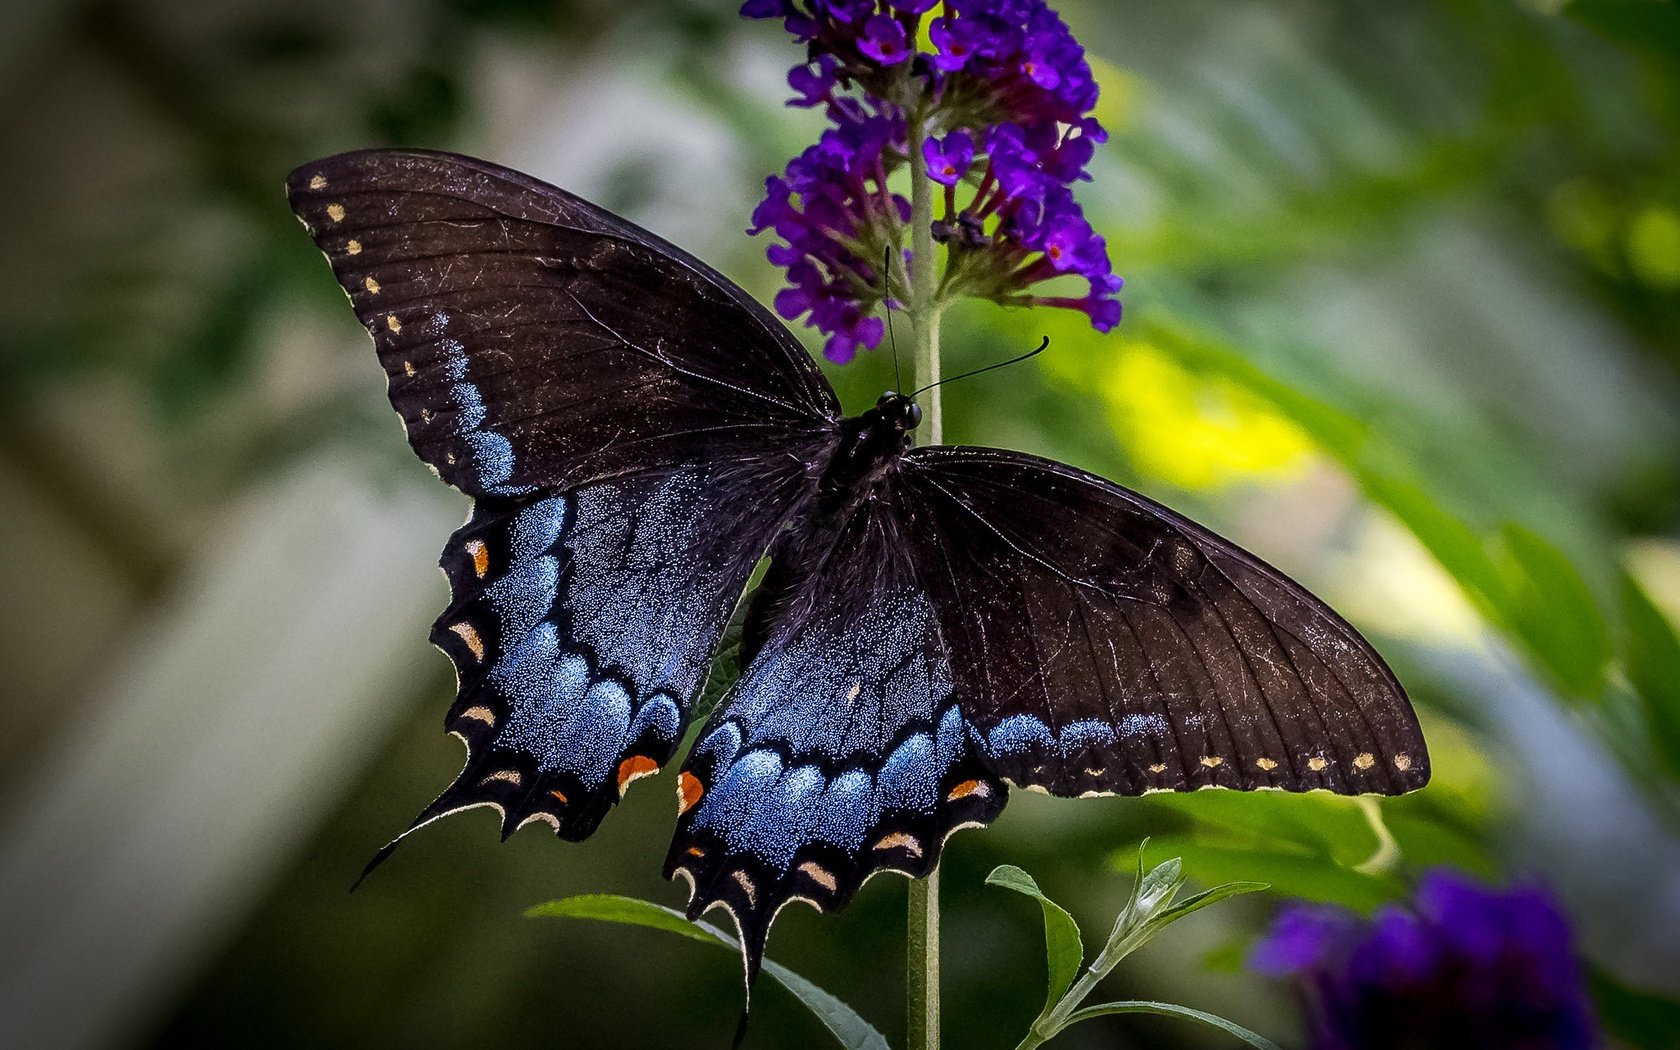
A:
[[909, 335, 1049, 397], [885, 245, 903, 392]]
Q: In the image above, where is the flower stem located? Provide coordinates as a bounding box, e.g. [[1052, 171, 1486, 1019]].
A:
[[905, 99, 943, 1050], [908, 105, 943, 445], [907, 864, 940, 1050]]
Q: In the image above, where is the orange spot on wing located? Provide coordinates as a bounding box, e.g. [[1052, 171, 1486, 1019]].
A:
[[616, 755, 660, 796], [947, 778, 987, 801], [549, 789, 569, 804], [686, 846, 705, 858], [448, 622, 484, 662], [465, 538, 489, 578], [677, 771, 704, 814]]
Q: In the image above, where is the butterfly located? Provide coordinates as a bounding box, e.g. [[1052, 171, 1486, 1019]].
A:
[[287, 148, 1428, 980]]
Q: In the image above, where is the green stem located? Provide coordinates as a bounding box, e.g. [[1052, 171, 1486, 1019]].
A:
[[1013, 907, 1153, 1049], [905, 100, 944, 1050], [908, 106, 943, 446], [907, 864, 940, 1050]]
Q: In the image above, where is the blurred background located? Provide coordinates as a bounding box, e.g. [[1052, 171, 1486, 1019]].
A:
[[3, 0, 1679, 1046]]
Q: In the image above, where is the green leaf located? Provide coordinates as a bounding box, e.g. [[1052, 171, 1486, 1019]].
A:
[[1137, 789, 1379, 868], [986, 865, 1086, 1012], [1124, 836, 1401, 911], [1623, 573, 1680, 780], [1565, 0, 1680, 70], [1590, 964, 1680, 1050], [1061, 1000, 1283, 1050], [527, 893, 716, 945], [527, 894, 890, 1050], [1150, 881, 1270, 929], [1134, 856, 1184, 914], [1359, 472, 1506, 611], [1499, 524, 1611, 699]]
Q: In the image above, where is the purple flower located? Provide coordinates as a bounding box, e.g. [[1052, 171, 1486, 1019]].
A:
[[1250, 871, 1596, 1050], [928, 17, 982, 71], [746, 0, 1121, 360], [858, 14, 911, 65], [787, 55, 841, 107], [923, 131, 974, 186]]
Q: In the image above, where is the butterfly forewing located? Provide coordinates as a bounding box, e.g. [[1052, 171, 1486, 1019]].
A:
[[900, 446, 1429, 797], [286, 149, 838, 497]]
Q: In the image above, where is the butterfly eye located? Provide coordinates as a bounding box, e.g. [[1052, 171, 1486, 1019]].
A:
[[877, 391, 899, 407], [907, 402, 923, 428]]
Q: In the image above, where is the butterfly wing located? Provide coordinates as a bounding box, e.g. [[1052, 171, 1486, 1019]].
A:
[[286, 150, 843, 853], [415, 458, 816, 845], [666, 492, 1006, 978], [899, 446, 1429, 797], [286, 149, 838, 497]]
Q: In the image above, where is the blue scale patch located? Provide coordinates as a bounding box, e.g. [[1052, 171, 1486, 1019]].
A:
[[434, 322, 532, 497], [1118, 712, 1170, 739], [449, 382, 486, 433], [985, 713, 1129, 760], [690, 589, 979, 872], [692, 723, 974, 872], [630, 693, 681, 744], [480, 470, 765, 784], [1058, 719, 1117, 756], [465, 431, 522, 493], [810, 769, 874, 852], [876, 733, 939, 812], [550, 680, 632, 783], [985, 714, 1054, 756], [440, 338, 468, 380]]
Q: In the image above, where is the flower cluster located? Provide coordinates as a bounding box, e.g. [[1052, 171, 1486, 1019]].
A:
[[743, 0, 1121, 361], [1250, 871, 1596, 1050]]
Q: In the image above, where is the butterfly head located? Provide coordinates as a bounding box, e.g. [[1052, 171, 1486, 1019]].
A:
[[875, 391, 923, 434]]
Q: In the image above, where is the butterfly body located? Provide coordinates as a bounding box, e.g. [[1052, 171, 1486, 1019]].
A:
[[287, 148, 1428, 978], [818, 393, 921, 513]]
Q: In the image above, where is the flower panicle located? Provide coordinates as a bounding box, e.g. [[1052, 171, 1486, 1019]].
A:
[[1250, 870, 1597, 1050], [743, 0, 1121, 362]]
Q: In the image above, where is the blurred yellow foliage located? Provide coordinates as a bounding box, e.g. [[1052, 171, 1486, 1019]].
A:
[[1628, 206, 1680, 289], [1100, 340, 1315, 491], [1087, 54, 1141, 132]]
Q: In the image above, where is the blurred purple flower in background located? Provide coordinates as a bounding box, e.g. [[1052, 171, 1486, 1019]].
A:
[[743, 0, 1121, 361], [1251, 870, 1597, 1049]]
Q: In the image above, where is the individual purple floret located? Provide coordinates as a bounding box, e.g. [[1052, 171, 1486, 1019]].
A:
[[1250, 870, 1597, 1050], [742, 0, 1121, 360]]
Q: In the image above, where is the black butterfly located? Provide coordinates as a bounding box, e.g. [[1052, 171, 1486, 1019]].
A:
[[287, 148, 1427, 978]]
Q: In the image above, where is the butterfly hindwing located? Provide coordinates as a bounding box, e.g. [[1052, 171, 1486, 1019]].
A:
[[666, 493, 1005, 976], [900, 447, 1429, 797], [412, 458, 817, 846], [285, 149, 838, 497]]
